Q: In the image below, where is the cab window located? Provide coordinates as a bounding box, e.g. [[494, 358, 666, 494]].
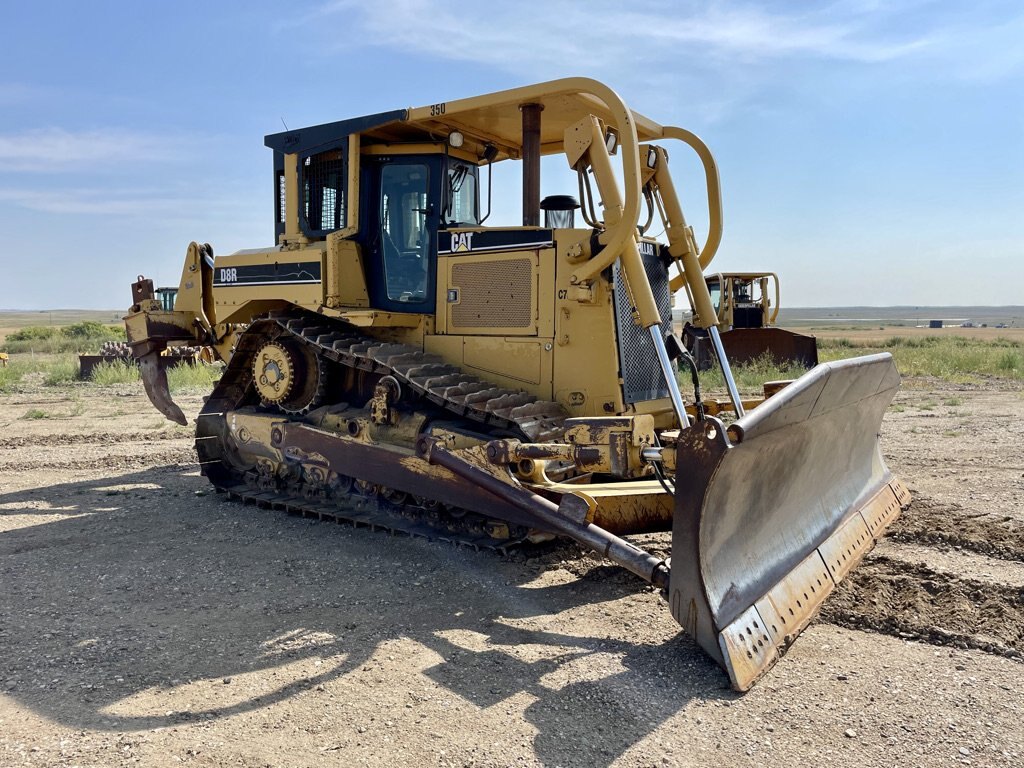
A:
[[380, 163, 430, 303]]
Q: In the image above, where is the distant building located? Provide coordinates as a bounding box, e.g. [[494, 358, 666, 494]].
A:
[[928, 320, 943, 329]]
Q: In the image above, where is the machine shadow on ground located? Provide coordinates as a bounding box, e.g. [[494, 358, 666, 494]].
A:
[[0, 464, 733, 766]]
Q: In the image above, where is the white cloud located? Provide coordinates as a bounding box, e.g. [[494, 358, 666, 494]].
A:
[[309, 0, 936, 72], [640, 5, 932, 62], [0, 185, 256, 220], [302, 0, 1024, 90], [0, 128, 186, 172]]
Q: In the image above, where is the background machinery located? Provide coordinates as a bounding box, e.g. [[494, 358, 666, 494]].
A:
[[681, 271, 818, 370], [125, 78, 909, 691]]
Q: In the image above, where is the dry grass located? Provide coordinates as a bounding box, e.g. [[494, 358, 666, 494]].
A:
[[818, 335, 1023, 381], [808, 326, 1024, 344]]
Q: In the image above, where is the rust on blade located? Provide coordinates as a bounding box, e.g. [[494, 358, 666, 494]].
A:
[[720, 480, 908, 690], [669, 354, 910, 691]]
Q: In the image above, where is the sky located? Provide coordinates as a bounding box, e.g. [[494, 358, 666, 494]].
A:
[[0, 0, 1021, 310]]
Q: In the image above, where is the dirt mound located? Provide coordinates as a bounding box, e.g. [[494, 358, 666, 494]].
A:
[[823, 554, 1024, 661], [887, 495, 1024, 562]]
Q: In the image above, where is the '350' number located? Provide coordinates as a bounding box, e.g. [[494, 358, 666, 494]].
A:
[[430, 103, 446, 116]]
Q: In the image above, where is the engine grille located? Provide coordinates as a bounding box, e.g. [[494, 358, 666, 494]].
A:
[[451, 258, 534, 328], [612, 246, 675, 404]]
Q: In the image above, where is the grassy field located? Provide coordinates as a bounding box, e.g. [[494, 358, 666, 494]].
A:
[[694, 332, 1023, 395], [778, 304, 1024, 330], [808, 325, 1024, 344], [0, 353, 221, 397], [0, 309, 124, 345], [1, 321, 126, 354], [817, 333, 1023, 381]]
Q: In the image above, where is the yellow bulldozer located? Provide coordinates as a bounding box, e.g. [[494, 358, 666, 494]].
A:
[[681, 271, 819, 370], [125, 78, 909, 691]]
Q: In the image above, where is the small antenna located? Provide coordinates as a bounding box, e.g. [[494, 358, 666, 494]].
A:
[[281, 117, 289, 131]]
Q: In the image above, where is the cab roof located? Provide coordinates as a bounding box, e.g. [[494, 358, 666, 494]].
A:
[[264, 79, 665, 162]]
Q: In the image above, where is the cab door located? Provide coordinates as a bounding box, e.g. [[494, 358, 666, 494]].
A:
[[363, 157, 439, 314]]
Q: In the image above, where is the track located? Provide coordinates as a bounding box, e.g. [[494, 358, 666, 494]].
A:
[[193, 311, 570, 548]]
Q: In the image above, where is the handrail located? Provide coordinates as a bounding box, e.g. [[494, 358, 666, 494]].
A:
[[405, 77, 643, 281], [662, 126, 723, 292]]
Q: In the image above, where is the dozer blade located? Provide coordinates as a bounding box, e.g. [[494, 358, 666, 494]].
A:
[[138, 350, 187, 425], [718, 327, 818, 368], [668, 353, 909, 691]]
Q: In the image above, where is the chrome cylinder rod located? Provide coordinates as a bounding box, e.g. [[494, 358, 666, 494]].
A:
[[649, 325, 691, 428], [709, 325, 745, 417]]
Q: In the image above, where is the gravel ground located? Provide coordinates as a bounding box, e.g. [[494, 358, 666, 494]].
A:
[[1, 378, 1022, 767]]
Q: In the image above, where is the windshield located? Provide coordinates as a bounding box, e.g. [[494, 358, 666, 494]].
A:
[[445, 161, 479, 226]]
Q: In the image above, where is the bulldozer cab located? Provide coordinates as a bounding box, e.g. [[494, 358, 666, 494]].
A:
[[701, 272, 779, 330], [269, 133, 480, 315], [364, 155, 482, 312]]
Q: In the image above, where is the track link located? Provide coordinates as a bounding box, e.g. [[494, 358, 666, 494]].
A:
[[217, 481, 522, 552], [195, 311, 569, 548]]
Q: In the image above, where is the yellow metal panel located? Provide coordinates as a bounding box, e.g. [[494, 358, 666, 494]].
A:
[[551, 230, 623, 418], [324, 237, 369, 308], [443, 250, 539, 336], [536, 248, 556, 338], [404, 77, 664, 157], [362, 143, 479, 163], [540, 479, 673, 534], [283, 153, 302, 241], [434, 255, 450, 333], [327, 310, 422, 328], [212, 245, 324, 317], [463, 336, 544, 387], [423, 334, 462, 369], [422, 335, 552, 399]]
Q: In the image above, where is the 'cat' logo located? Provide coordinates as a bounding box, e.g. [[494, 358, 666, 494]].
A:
[[451, 232, 474, 252]]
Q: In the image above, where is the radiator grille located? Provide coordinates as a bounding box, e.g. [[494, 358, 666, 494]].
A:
[[612, 248, 675, 404], [451, 258, 533, 328]]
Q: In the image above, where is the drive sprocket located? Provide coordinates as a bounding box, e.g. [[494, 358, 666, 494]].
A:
[[252, 338, 325, 414]]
